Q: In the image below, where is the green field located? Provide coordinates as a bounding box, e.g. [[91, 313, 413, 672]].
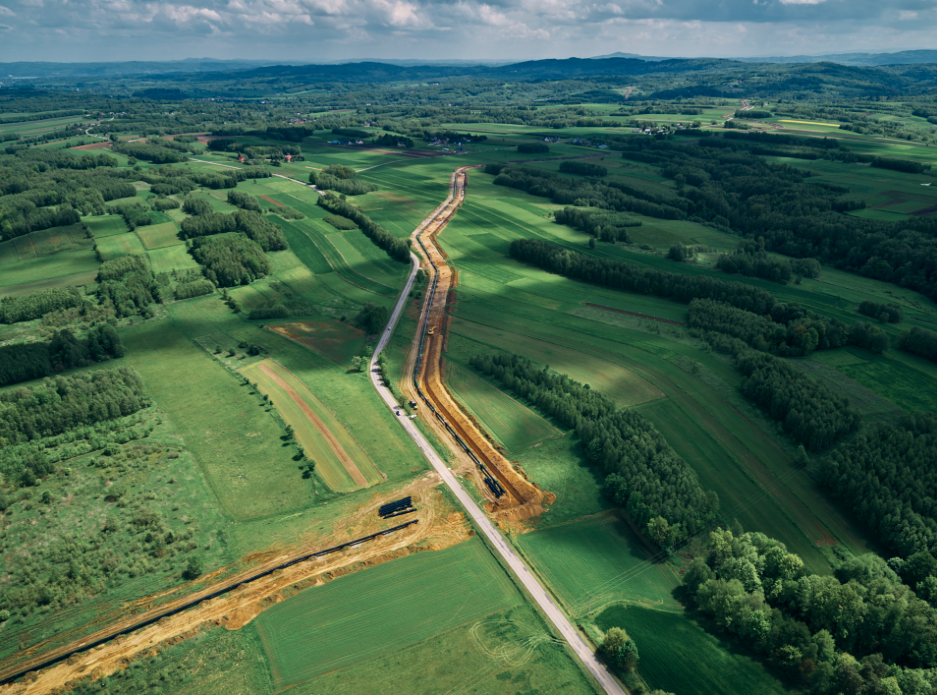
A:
[[596, 605, 792, 695], [0, 224, 98, 291], [95, 231, 146, 260], [446, 361, 561, 452], [148, 244, 200, 274], [240, 359, 383, 491], [137, 221, 182, 249], [255, 539, 522, 691], [518, 512, 681, 617], [85, 214, 128, 238]]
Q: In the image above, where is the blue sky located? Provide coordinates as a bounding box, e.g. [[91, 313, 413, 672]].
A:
[[0, 0, 933, 63]]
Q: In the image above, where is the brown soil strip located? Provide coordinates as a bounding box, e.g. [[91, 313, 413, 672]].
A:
[[583, 302, 686, 326], [70, 142, 112, 151], [911, 203, 937, 216], [872, 199, 907, 209], [259, 195, 284, 207], [0, 481, 467, 694], [258, 363, 369, 487]]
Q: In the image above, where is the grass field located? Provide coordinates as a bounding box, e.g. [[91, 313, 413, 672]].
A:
[[240, 359, 383, 491], [137, 222, 182, 249], [95, 231, 146, 260], [596, 605, 792, 695], [446, 361, 561, 452], [267, 320, 366, 366], [84, 214, 128, 238], [148, 245, 200, 274], [0, 224, 98, 290], [255, 539, 523, 691], [518, 512, 681, 617]]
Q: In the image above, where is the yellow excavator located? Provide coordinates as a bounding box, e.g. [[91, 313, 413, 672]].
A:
[[427, 326, 436, 335]]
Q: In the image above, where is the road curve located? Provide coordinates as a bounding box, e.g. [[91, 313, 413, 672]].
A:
[[368, 172, 627, 695]]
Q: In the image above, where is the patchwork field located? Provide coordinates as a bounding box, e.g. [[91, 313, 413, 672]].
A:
[[95, 231, 146, 260], [137, 221, 182, 249], [0, 224, 98, 290], [445, 361, 561, 452], [255, 538, 522, 691], [148, 245, 200, 274], [267, 320, 366, 366], [240, 358, 383, 491], [85, 214, 128, 238]]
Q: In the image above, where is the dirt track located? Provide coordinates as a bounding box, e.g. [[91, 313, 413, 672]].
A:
[[0, 479, 469, 693], [402, 167, 548, 523]]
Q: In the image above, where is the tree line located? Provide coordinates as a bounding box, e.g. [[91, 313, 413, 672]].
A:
[[310, 165, 379, 196], [684, 529, 937, 694], [553, 207, 641, 243], [317, 193, 410, 263], [0, 287, 83, 324], [509, 238, 776, 314], [469, 352, 718, 544], [858, 300, 904, 323], [0, 323, 127, 391], [899, 326, 937, 364]]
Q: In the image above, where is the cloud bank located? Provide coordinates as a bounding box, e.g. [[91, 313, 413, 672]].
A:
[[0, 0, 932, 63]]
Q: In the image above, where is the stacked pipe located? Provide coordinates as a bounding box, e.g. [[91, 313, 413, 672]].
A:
[[379, 496, 415, 518]]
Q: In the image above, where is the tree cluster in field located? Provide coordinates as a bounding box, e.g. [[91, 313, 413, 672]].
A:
[[173, 279, 215, 300], [734, 110, 773, 119], [0, 368, 147, 446], [469, 352, 718, 544], [317, 192, 410, 263], [179, 210, 287, 252], [0, 324, 126, 388], [188, 234, 271, 287], [517, 143, 549, 153], [871, 157, 931, 175], [310, 165, 379, 196], [96, 255, 161, 318], [112, 202, 152, 231], [898, 326, 937, 364], [623, 137, 937, 303], [684, 529, 937, 694], [0, 287, 83, 324], [151, 197, 180, 211], [736, 351, 861, 451], [113, 140, 187, 164], [716, 239, 798, 284], [373, 133, 414, 148], [141, 164, 270, 197], [323, 214, 358, 230], [226, 190, 261, 212], [509, 238, 776, 314], [819, 414, 937, 558], [858, 300, 904, 324], [489, 165, 686, 220], [688, 299, 887, 357], [600, 627, 639, 673], [353, 302, 390, 334], [553, 206, 641, 243], [182, 197, 213, 216], [268, 204, 303, 220], [559, 160, 608, 177]]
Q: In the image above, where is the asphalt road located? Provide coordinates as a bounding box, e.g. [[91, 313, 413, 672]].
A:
[[368, 175, 627, 695]]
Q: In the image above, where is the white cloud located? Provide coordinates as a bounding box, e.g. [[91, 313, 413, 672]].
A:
[[0, 5, 14, 15], [899, 10, 918, 19], [778, 0, 826, 4]]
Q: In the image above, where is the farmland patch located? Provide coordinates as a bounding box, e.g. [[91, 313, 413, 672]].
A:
[[137, 222, 182, 249], [239, 359, 382, 491], [95, 232, 146, 260], [85, 214, 128, 238], [267, 320, 365, 366]]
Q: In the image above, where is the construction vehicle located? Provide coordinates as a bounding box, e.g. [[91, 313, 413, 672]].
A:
[[427, 326, 436, 335]]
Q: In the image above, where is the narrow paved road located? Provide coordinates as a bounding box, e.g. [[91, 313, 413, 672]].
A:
[[368, 174, 627, 695]]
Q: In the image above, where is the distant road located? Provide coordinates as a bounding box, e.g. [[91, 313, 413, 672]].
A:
[[368, 172, 627, 695]]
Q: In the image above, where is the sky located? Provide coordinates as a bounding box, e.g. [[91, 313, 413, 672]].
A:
[[0, 0, 934, 63]]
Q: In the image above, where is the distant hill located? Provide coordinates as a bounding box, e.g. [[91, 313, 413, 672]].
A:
[[588, 52, 675, 62], [736, 50, 937, 66]]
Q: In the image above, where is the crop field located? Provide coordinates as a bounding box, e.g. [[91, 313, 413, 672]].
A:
[[85, 214, 128, 238], [518, 512, 682, 617], [267, 320, 366, 365], [0, 224, 98, 290], [255, 538, 523, 691], [596, 605, 792, 695], [95, 231, 146, 260], [148, 244, 200, 274], [137, 221, 182, 249], [240, 358, 382, 491], [445, 361, 561, 452]]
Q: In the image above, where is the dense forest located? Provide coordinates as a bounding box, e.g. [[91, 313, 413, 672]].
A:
[[469, 352, 718, 545], [96, 256, 161, 318], [684, 529, 937, 694], [188, 234, 271, 287], [179, 209, 288, 252], [898, 326, 937, 364], [819, 415, 937, 557], [0, 287, 83, 324], [0, 324, 125, 388]]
